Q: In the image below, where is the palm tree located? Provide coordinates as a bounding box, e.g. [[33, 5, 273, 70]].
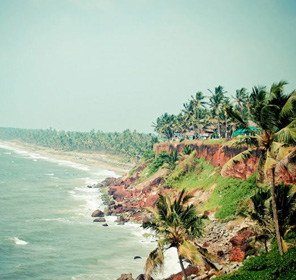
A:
[[233, 88, 249, 116], [191, 92, 207, 135], [143, 189, 205, 280], [152, 113, 176, 140], [222, 80, 296, 255], [248, 188, 274, 253], [208, 86, 227, 138]]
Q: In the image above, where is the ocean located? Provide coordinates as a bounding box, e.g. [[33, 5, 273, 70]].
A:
[[0, 143, 157, 280]]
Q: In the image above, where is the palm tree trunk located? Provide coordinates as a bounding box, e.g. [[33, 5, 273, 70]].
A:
[[271, 167, 283, 255], [225, 114, 228, 139], [264, 236, 268, 254], [177, 249, 188, 280], [217, 115, 220, 139]]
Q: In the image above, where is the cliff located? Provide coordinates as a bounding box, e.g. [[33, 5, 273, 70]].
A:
[[103, 141, 296, 279], [154, 141, 296, 183]]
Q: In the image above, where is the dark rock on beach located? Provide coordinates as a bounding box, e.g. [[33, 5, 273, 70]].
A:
[[91, 209, 104, 217], [102, 177, 119, 187], [117, 273, 134, 280], [93, 218, 106, 222], [102, 223, 108, 227], [135, 274, 154, 280]]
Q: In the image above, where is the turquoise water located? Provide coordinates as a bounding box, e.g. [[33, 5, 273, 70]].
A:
[[0, 144, 154, 280]]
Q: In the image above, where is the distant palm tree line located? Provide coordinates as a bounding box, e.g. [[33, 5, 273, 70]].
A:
[[0, 127, 157, 159], [152, 82, 290, 140]]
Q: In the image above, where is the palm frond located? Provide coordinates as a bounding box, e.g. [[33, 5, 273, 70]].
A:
[[222, 135, 259, 148], [276, 147, 296, 173], [274, 119, 296, 144], [225, 106, 248, 128], [221, 149, 253, 176], [280, 90, 296, 120], [264, 156, 277, 175], [145, 246, 164, 277], [178, 240, 204, 266], [260, 104, 280, 131]]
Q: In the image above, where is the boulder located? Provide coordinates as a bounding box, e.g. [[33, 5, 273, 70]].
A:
[[102, 223, 108, 227], [102, 177, 119, 187], [165, 266, 199, 280], [93, 218, 106, 222], [135, 274, 154, 280], [91, 210, 104, 217], [229, 230, 256, 262], [117, 274, 134, 280]]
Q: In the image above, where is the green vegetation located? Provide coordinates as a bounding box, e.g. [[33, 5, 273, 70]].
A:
[[164, 155, 257, 220], [216, 245, 296, 280], [147, 151, 170, 176], [0, 127, 157, 160], [142, 189, 206, 280], [224, 80, 296, 255], [153, 84, 249, 140], [142, 80, 296, 277]]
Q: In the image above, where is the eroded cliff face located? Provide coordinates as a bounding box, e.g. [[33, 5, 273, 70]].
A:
[[154, 141, 296, 183]]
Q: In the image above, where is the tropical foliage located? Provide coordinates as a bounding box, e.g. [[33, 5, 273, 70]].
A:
[[142, 189, 206, 280], [222, 81, 296, 255], [216, 244, 296, 280], [0, 127, 157, 159]]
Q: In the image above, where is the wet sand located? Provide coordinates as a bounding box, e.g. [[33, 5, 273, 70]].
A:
[[0, 140, 134, 175]]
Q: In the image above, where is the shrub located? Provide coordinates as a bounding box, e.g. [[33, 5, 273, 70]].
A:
[[216, 245, 296, 280], [147, 151, 169, 175]]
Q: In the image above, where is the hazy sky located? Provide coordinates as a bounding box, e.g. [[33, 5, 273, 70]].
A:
[[1, 0, 296, 133]]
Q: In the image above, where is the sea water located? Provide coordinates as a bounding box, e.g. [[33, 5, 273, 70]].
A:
[[0, 143, 156, 280]]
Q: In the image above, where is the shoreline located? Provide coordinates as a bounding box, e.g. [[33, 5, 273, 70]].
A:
[[0, 140, 187, 279], [0, 140, 134, 175]]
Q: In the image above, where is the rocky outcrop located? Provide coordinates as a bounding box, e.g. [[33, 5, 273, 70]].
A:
[[117, 274, 134, 280], [154, 141, 296, 183], [165, 266, 201, 280], [154, 142, 257, 180], [105, 168, 174, 221], [229, 230, 256, 262]]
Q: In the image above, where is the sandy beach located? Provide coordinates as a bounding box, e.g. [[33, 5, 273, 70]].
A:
[[0, 140, 134, 175]]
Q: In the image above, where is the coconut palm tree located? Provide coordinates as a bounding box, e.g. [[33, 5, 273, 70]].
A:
[[191, 92, 207, 135], [208, 86, 227, 138], [233, 88, 249, 117], [248, 188, 274, 253], [222, 80, 296, 255], [152, 113, 176, 140], [143, 189, 205, 280]]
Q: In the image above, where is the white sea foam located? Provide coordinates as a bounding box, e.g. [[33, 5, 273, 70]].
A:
[[12, 237, 28, 245], [29, 153, 48, 160], [70, 186, 104, 215], [96, 170, 119, 178], [55, 160, 90, 171], [83, 177, 98, 186], [45, 173, 55, 176]]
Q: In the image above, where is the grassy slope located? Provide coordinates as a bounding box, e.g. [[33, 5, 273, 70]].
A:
[[135, 150, 296, 279], [160, 153, 257, 220]]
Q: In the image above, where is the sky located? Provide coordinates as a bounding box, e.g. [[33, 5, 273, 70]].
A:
[[0, 0, 296, 133]]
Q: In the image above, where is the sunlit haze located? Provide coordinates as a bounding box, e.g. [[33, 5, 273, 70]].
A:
[[1, 0, 296, 133]]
